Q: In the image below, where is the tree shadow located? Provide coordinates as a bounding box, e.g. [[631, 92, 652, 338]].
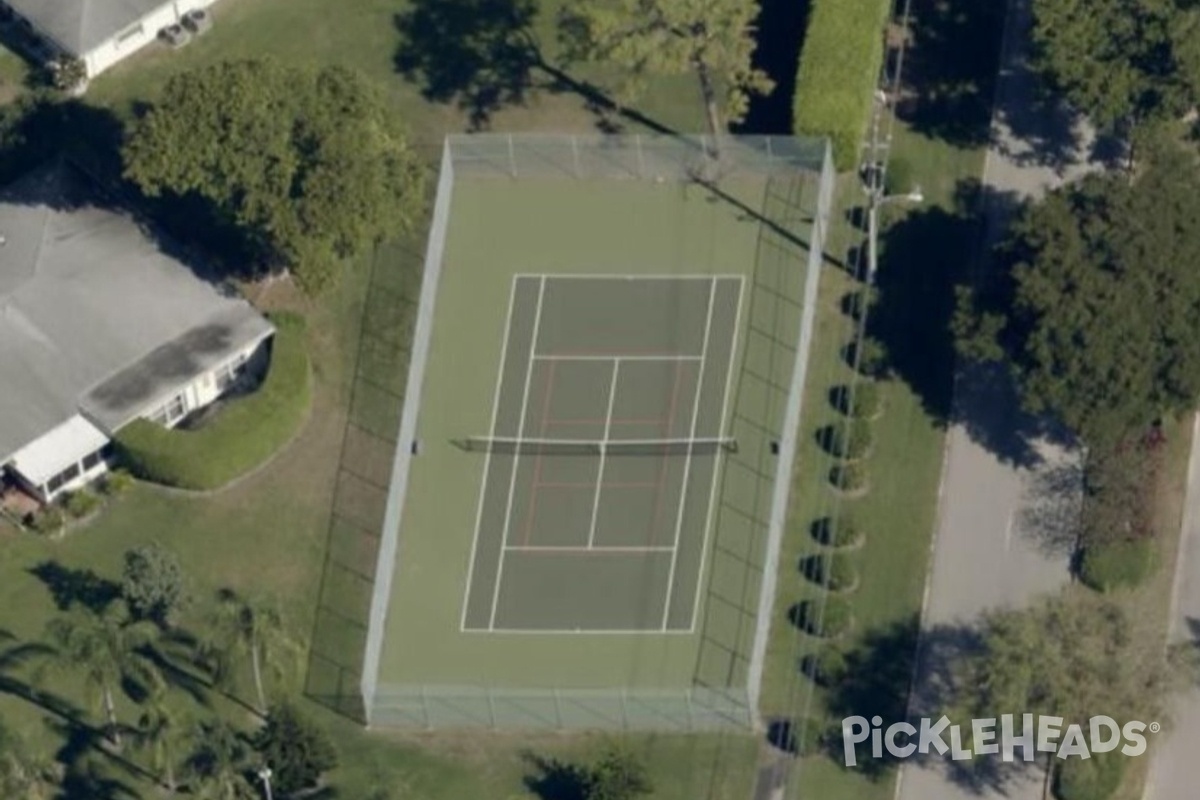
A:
[[898, 0, 1005, 148], [1016, 454, 1084, 560], [521, 751, 589, 800], [733, 0, 811, 134], [393, 0, 540, 130], [28, 561, 122, 614], [821, 616, 922, 780]]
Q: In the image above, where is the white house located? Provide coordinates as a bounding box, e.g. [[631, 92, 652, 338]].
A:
[[0, 162, 274, 502], [0, 0, 216, 79]]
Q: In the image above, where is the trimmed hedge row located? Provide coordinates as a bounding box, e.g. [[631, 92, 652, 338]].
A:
[[114, 313, 311, 491], [792, 0, 892, 171]]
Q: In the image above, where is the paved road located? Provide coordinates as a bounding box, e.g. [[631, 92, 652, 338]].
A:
[[894, 0, 1099, 797], [1144, 415, 1200, 800]]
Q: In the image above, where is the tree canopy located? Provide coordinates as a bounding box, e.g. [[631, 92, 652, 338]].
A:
[[122, 543, 186, 626], [1030, 0, 1200, 129], [954, 143, 1200, 444], [124, 59, 425, 292], [252, 701, 338, 796], [559, 0, 772, 140]]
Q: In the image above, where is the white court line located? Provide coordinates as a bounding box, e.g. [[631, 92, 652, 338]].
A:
[[459, 277, 520, 631], [687, 276, 745, 632], [465, 627, 695, 636], [661, 277, 718, 631], [587, 359, 621, 548], [532, 354, 702, 362], [487, 276, 547, 630], [504, 545, 676, 553], [512, 272, 746, 281]]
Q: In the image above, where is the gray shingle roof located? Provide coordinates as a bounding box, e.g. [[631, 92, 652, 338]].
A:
[[4, 0, 166, 55], [0, 163, 274, 463]]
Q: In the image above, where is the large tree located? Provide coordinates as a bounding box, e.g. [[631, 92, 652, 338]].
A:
[[559, 0, 773, 146], [124, 60, 425, 292], [949, 593, 1188, 791], [206, 589, 294, 716], [1030, 0, 1200, 130], [954, 142, 1200, 444]]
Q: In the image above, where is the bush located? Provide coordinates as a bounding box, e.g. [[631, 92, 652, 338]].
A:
[[795, 717, 830, 756], [61, 489, 101, 519], [806, 553, 858, 590], [98, 469, 134, 496], [792, 0, 891, 170], [27, 507, 66, 535], [830, 461, 868, 493], [814, 515, 863, 547], [840, 288, 875, 320], [1079, 538, 1157, 592], [793, 597, 852, 637], [1053, 750, 1125, 800], [254, 701, 339, 795], [849, 382, 882, 419], [114, 314, 310, 490], [806, 648, 846, 687], [824, 420, 872, 459]]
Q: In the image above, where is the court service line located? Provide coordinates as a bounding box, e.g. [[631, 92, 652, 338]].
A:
[[533, 354, 702, 362], [504, 545, 676, 553], [587, 359, 621, 548], [661, 277, 718, 631], [688, 276, 746, 633], [459, 278, 519, 632], [512, 272, 746, 281], [488, 276, 547, 630]]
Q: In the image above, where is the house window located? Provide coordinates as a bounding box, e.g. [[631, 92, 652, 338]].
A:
[[82, 450, 103, 471], [116, 23, 144, 45], [46, 462, 82, 494], [214, 353, 249, 393], [149, 392, 188, 426]]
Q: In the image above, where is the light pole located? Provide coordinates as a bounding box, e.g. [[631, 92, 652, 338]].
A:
[[863, 161, 923, 285], [257, 765, 274, 800]]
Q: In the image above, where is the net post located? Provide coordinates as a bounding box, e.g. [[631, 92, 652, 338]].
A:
[[571, 135, 582, 178], [507, 134, 517, 178], [487, 687, 497, 730], [635, 135, 646, 179]]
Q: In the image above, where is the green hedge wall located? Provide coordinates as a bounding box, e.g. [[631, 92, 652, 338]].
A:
[[114, 313, 311, 491], [792, 0, 892, 171]]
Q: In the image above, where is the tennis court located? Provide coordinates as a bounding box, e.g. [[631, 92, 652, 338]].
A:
[[461, 275, 743, 633]]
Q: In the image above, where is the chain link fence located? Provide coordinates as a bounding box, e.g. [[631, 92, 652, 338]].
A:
[[308, 135, 835, 731]]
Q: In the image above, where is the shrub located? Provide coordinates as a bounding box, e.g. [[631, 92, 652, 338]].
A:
[[825, 419, 872, 459], [253, 701, 338, 796], [792, 0, 891, 170], [840, 288, 875, 320], [98, 469, 134, 496], [793, 597, 852, 637], [814, 515, 863, 547], [795, 717, 830, 756], [1053, 750, 1125, 800], [804, 552, 858, 591], [829, 461, 868, 493], [806, 648, 846, 687], [1079, 538, 1157, 592], [849, 382, 882, 419], [114, 314, 311, 490], [27, 507, 65, 535], [61, 489, 101, 519]]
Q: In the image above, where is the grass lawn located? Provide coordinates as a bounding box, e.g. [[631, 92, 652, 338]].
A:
[[0, 41, 29, 105], [86, 0, 705, 139]]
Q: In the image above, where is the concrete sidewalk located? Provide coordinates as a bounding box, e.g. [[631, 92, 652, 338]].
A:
[[1143, 415, 1200, 800]]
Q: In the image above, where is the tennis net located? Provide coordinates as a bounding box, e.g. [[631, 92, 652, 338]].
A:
[[459, 436, 738, 456]]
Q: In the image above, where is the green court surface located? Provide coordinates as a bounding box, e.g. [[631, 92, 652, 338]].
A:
[[371, 157, 823, 728]]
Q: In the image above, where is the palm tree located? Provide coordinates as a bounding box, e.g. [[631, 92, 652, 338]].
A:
[[0, 718, 59, 799], [183, 720, 254, 800], [44, 604, 160, 748], [208, 590, 295, 716], [134, 688, 184, 795]]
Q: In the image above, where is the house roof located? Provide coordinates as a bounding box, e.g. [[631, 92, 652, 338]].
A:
[[10, 414, 108, 486], [4, 0, 166, 56], [0, 162, 274, 465]]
